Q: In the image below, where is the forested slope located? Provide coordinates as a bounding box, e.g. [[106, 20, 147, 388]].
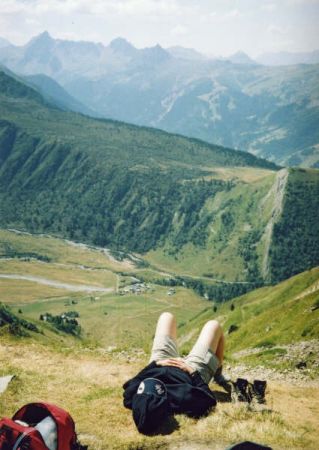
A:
[[0, 71, 318, 285]]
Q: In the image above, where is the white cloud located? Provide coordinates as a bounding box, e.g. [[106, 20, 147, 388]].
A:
[[107, 0, 181, 16], [1, 0, 90, 16], [199, 11, 217, 23], [224, 9, 242, 19], [25, 17, 40, 25], [284, 0, 319, 4], [171, 24, 188, 36], [207, 8, 244, 23], [34, 0, 104, 16], [1, 0, 27, 14], [58, 30, 84, 41], [14, 0, 187, 17], [267, 25, 287, 35], [261, 3, 277, 12]]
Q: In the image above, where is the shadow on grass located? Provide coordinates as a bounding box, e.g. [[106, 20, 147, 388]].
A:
[[145, 415, 180, 436], [212, 390, 232, 403], [145, 391, 231, 436]]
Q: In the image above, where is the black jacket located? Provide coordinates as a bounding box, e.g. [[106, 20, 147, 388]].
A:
[[123, 361, 216, 418]]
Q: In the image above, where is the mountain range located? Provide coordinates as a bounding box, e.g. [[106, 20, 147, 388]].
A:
[[0, 32, 318, 168], [0, 69, 318, 288]]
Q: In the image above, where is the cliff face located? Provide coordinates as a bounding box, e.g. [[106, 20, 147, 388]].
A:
[[261, 169, 289, 280]]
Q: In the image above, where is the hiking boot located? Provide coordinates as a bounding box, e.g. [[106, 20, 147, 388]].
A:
[[248, 380, 267, 404], [213, 366, 231, 393], [231, 378, 250, 402]]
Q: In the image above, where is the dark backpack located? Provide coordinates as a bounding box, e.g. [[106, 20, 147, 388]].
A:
[[0, 402, 86, 450]]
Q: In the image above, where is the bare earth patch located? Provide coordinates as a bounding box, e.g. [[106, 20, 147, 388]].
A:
[[231, 339, 319, 384]]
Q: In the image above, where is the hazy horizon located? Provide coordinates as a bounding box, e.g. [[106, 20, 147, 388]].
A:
[[1, 0, 319, 58]]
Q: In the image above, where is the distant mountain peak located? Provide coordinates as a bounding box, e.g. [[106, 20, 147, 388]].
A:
[[26, 31, 54, 49], [233, 50, 248, 56], [226, 51, 258, 65], [30, 31, 53, 42], [154, 44, 171, 55], [167, 45, 205, 61], [109, 37, 136, 54], [141, 44, 171, 64], [0, 37, 12, 48]]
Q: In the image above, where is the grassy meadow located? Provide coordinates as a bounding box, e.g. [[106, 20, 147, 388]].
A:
[[0, 230, 206, 349]]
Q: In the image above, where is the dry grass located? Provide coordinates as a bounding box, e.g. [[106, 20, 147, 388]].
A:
[[198, 166, 275, 183], [1, 339, 318, 450], [0, 229, 133, 272], [0, 278, 71, 303], [0, 260, 117, 288]]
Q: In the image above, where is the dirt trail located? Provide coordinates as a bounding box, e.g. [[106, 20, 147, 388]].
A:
[[0, 273, 114, 293], [295, 279, 319, 300]]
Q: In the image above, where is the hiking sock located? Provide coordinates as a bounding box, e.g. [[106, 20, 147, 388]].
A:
[[213, 366, 231, 393]]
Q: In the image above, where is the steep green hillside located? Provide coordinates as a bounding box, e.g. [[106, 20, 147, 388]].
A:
[[0, 71, 318, 286], [145, 168, 319, 284], [180, 267, 319, 370]]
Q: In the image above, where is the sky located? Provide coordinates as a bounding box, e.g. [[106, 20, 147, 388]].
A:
[[1, 0, 319, 57]]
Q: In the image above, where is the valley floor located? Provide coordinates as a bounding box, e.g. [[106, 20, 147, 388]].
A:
[[1, 340, 318, 450]]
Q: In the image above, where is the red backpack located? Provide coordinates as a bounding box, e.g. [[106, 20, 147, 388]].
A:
[[0, 402, 85, 450]]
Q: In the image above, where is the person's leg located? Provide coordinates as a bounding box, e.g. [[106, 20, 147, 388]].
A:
[[185, 320, 225, 384], [149, 312, 179, 362], [195, 320, 224, 365], [154, 311, 177, 341], [215, 332, 225, 366]]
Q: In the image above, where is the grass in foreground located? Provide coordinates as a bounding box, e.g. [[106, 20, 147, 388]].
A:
[[1, 338, 318, 450]]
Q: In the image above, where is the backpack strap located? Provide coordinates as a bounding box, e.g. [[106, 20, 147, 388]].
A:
[[12, 430, 32, 450], [12, 432, 26, 450], [0, 421, 28, 450]]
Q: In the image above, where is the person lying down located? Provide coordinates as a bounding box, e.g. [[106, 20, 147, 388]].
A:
[[122, 312, 229, 434], [123, 312, 267, 434]]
